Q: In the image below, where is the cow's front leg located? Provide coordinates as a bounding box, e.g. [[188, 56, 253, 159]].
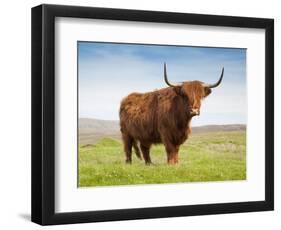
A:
[[164, 142, 179, 165]]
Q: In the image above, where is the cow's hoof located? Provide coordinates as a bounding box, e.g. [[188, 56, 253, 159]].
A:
[[125, 160, 132, 164]]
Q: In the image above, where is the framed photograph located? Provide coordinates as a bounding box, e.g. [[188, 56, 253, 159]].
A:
[[31, 4, 274, 225]]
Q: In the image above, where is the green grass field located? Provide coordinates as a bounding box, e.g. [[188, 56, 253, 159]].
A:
[[78, 131, 246, 187]]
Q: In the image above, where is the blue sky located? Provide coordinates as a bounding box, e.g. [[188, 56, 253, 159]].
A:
[[78, 42, 246, 126]]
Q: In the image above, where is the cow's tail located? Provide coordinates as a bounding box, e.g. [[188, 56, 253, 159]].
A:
[[132, 140, 142, 160]]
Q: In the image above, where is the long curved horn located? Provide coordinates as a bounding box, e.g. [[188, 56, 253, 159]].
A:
[[164, 63, 178, 87], [203, 67, 224, 88]]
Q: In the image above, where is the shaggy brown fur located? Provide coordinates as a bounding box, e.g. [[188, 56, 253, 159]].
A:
[[119, 81, 212, 165]]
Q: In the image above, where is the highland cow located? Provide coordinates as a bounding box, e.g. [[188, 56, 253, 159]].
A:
[[119, 63, 224, 165]]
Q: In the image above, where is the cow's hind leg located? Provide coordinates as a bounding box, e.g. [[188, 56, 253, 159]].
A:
[[132, 140, 142, 160], [122, 133, 133, 164], [140, 143, 152, 165]]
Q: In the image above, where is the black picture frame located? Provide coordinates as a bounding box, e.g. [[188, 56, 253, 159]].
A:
[[31, 4, 274, 225]]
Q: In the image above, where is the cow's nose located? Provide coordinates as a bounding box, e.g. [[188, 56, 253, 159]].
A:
[[190, 108, 200, 116]]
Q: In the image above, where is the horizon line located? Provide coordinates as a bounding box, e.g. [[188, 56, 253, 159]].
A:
[[79, 117, 246, 127]]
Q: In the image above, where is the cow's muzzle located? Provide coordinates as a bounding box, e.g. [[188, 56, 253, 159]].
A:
[[190, 109, 200, 116]]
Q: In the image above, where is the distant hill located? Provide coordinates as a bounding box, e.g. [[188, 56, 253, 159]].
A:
[[79, 118, 246, 144], [192, 124, 246, 134], [79, 118, 119, 132], [79, 118, 120, 145]]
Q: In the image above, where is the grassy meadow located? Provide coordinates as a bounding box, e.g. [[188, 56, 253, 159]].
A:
[[78, 131, 246, 187]]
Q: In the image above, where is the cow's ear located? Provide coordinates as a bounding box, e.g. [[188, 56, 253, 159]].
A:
[[204, 87, 212, 97]]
